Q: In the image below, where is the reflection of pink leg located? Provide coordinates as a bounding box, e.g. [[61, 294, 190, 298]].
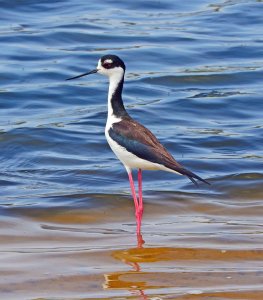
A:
[[127, 170, 141, 233]]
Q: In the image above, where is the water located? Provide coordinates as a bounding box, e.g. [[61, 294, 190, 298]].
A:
[[1, 0, 263, 299]]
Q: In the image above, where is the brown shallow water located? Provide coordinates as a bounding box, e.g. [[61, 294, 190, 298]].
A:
[[1, 187, 262, 299]]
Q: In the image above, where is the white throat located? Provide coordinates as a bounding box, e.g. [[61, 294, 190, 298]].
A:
[[96, 59, 125, 126]]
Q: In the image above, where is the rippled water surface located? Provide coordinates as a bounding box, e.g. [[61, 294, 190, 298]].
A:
[[1, 0, 263, 299]]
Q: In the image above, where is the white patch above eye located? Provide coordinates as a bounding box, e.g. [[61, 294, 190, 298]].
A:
[[104, 59, 113, 64]]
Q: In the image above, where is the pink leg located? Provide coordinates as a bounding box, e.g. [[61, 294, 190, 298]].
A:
[[128, 171, 139, 211], [137, 169, 144, 235], [136, 232, 145, 248], [127, 170, 142, 234], [138, 169, 143, 216]]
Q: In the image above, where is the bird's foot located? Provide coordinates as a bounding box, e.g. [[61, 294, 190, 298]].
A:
[[136, 232, 145, 248]]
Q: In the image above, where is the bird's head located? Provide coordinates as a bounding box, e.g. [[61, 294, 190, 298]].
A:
[[66, 54, 126, 81]]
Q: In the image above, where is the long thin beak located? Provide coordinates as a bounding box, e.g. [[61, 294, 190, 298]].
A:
[[66, 69, 97, 81]]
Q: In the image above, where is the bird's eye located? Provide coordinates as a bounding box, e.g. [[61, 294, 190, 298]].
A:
[[103, 62, 112, 69]]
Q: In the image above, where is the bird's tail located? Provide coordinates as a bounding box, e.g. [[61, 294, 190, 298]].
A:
[[186, 172, 210, 187], [167, 162, 210, 187], [181, 168, 210, 187]]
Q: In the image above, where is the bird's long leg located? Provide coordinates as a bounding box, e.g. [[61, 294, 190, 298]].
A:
[[138, 168, 143, 219], [127, 170, 139, 211], [136, 169, 144, 242], [127, 170, 141, 233]]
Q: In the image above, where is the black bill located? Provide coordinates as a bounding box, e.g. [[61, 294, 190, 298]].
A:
[[66, 69, 97, 81]]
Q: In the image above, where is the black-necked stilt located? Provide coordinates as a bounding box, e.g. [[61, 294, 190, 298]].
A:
[[67, 54, 209, 235]]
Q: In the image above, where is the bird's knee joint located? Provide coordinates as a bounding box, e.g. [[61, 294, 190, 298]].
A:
[[135, 208, 143, 218]]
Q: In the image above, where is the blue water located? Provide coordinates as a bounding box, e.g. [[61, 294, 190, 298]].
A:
[[0, 1, 263, 299]]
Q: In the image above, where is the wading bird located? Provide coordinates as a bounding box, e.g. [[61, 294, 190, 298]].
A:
[[67, 54, 209, 235]]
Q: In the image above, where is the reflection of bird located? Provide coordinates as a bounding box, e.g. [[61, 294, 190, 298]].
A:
[[67, 54, 209, 234]]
